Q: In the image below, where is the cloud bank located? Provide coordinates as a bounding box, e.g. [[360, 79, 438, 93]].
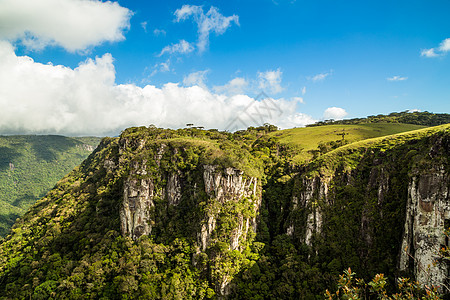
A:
[[0, 42, 314, 135], [0, 0, 132, 52]]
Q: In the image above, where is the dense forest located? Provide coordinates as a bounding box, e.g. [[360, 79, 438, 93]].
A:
[[0, 112, 449, 299], [0, 136, 101, 236]]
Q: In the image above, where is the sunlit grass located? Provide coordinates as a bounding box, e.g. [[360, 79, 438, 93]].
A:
[[270, 123, 427, 163]]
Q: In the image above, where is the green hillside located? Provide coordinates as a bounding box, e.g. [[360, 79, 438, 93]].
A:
[[266, 123, 426, 163], [0, 123, 448, 299], [0, 135, 101, 236]]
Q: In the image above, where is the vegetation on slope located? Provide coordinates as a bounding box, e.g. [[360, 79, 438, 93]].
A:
[[265, 123, 426, 163], [0, 127, 265, 299], [230, 124, 450, 298], [0, 119, 449, 299], [308, 111, 450, 127], [0, 135, 101, 236]]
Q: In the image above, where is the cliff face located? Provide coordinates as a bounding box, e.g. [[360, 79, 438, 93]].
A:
[[282, 128, 450, 291], [116, 134, 262, 295], [399, 166, 450, 288]]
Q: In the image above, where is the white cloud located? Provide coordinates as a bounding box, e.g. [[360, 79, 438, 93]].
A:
[[407, 108, 421, 113], [174, 5, 239, 53], [323, 107, 348, 120], [301, 86, 306, 95], [0, 42, 312, 135], [159, 40, 194, 56], [421, 48, 439, 58], [291, 97, 304, 104], [0, 0, 131, 52], [258, 69, 284, 94], [149, 59, 171, 77], [183, 70, 209, 88], [387, 75, 408, 81], [421, 38, 450, 58], [309, 71, 332, 82], [141, 21, 147, 32], [213, 77, 249, 95], [153, 29, 166, 36], [439, 38, 450, 52]]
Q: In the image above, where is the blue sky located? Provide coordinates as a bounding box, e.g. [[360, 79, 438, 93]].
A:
[[0, 0, 449, 135]]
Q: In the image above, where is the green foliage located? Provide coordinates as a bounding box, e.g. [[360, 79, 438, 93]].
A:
[[0, 135, 100, 236], [308, 111, 450, 127], [325, 268, 440, 299]]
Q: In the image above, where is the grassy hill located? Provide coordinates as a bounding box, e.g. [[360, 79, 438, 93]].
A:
[[263, 123, 426, 163], [0, 135, 101, 236]]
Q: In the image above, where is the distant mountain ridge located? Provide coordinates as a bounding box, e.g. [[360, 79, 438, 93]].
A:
[[0, 135, 101, 236]]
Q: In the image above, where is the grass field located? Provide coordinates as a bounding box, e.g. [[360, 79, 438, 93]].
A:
[[269, 123, 427, 163]]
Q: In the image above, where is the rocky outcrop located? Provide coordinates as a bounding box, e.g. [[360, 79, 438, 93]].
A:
[[200, 165, 260, 252], [286, 176, 329, 246], [399, 166, 450, 289], [120, 160, 154, 240]]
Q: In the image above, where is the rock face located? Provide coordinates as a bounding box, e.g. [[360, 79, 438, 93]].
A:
[[120, 160, 154, 240], [117, 139, 261, 296], [286, 132, 450, 290], [399, 166, 450, 289], [201, 165, 259, 252]]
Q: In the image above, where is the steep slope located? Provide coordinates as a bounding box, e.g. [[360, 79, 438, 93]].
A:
[[232, 124, 450, 298], [0, 135, 101, 236], [0, 128, 263, 299], [0, 124, 448, 299]]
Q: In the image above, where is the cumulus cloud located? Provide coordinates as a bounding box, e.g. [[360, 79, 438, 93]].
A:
[[387, 75, 408, 81], [213, 77, 249, 95], [174, 5, 239, 53], [309, 71, 332, 82], [183, 70, 209, 88], [0, 0, 132, 52], [0, 42, 311, 135], [159, 40, 194, 56], [323, 107, 348, 120], [421, 38, 450, 58], [258, 69, 284, 94]]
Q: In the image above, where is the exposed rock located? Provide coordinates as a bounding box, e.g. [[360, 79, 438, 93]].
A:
[[200, 165, 261, 252], [120, 175, 155, 240], [399, 166, 450, 290]]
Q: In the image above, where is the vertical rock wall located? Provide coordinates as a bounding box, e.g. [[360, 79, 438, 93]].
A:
[[399, 167, 450, 289]]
